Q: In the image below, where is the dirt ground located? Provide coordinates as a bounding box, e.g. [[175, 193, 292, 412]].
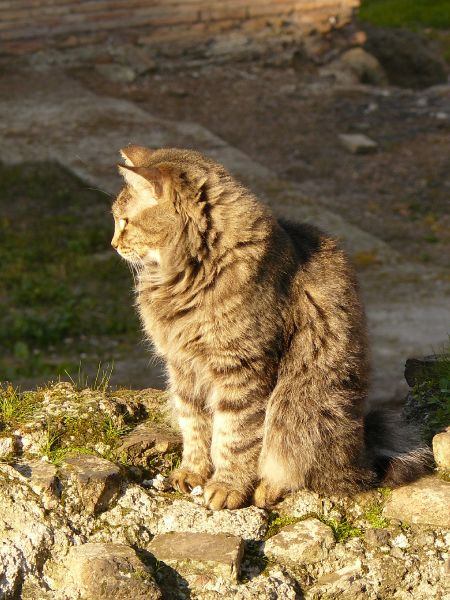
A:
[[76, 58, 450, 269]]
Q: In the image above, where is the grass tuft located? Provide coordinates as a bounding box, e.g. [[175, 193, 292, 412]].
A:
[[64, 361, 115, 392], [0, 384, 40, 430]]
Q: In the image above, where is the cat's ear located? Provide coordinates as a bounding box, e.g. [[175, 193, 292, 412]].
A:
[[120, 145, 155, 167], [117, 164, 162, 205]]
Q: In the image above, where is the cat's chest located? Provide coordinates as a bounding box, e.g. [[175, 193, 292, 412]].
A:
[[138, 296, 216, 360]]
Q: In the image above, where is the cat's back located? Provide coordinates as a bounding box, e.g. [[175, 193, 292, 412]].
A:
[[278, 218, 364, 322]]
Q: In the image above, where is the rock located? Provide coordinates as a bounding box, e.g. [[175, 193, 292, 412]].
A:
[[52, 542, 161, 599], [391, 533, 409, 549], [156, 499, 268, 540], [339, 133, 378, 154], [306, 559, 365, 599], [433, 428, 450, 471], [0, 470, 53, 598], [12, 460, 59, 509], [364, 528, 390, 548], [0, 436, 16, 459], [61, 454, 122, 514], [148, 531, 243, 582], [363, 26, 447, 89], [384, 476, 450, 527], [264, 518, 335, 565], [95, 63, 137, 83], [112, 45, 157, 77], [276, 489, 323, 518], [118, 422, 181, 468], [340, 48, 387, 85]]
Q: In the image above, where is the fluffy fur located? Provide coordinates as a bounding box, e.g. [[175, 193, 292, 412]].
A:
[[111, 145, 432, 510]]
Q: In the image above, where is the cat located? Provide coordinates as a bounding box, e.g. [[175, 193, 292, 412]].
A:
[[111, 145, 432, 510]]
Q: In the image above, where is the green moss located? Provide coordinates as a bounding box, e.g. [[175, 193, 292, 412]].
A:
[[321, 517, 362, 542], [378, 486, 392, 500], [363, 502, 389, 529], [359, 0, 450, 30], [265, 512, 303, 539]]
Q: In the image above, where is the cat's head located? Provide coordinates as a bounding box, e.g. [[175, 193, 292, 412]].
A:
[[111, 146, 210, 268]]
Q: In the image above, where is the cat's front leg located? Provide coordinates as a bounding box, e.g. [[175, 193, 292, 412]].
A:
[[170, 391, 213, 492], [168, 366, 213, 493], [204, 386, 265, 510]]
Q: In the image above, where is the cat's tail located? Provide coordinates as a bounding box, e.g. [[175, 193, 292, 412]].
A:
[[363, 409, 434, 486]]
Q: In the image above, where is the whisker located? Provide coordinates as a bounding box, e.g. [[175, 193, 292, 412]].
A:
[[86, 186, 113, 198]]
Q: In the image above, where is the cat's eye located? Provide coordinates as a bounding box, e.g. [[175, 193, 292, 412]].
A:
[[119, 218, 128, 231]]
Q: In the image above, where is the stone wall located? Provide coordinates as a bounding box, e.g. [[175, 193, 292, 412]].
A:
[[0, 0, 360, 55]]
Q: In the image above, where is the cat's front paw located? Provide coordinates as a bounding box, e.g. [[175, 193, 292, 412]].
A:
[[203, 480, 247, 510], [252, 479, 285, 508], [170, 468, 206, 494]]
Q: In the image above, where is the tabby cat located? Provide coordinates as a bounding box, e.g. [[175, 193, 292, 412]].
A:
[[111, 145, 431, 510]]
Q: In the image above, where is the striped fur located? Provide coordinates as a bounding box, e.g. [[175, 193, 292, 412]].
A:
[[111, 146, 431, 509]]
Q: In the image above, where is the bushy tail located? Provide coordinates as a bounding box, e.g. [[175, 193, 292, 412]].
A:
[[364, 409, 434, 487]]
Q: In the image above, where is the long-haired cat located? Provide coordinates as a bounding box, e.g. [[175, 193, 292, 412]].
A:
[[111, 145, 431, 510]]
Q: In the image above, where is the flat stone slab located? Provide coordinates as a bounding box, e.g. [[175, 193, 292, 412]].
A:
[[433, 428, 450, 471], [384, 476, 450, 528], [148, 531, 244, 582], [264, 518, 335, 565], [306, 559, 365, 599], [339, 133, 378, 154], [62, 454, 122, 514], [53, 542, 161, 599], [156, 499, 268, 540], [118, 422, 181, 466]]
